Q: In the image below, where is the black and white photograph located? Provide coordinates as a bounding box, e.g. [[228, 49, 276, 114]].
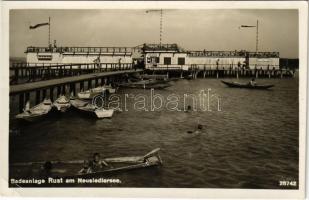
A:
[[1, 1, 307, 198]]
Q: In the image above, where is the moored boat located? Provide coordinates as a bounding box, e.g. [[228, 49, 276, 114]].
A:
[[103, 84, 117, 94], [70, 98, 114, 119], [117, 79, 172, 89], [53, 95, 71, 112], [15, 99, 53, 122], [77, 86, 107, 99], [221, 80, 274, 89], [10, 148, 162, 180]]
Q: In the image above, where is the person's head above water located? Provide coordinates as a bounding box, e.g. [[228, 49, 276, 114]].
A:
[[197, 124, 203, 130], [43, 161, 52, 171], [83, 160, 89, 167], [93, 153, 100, 162]]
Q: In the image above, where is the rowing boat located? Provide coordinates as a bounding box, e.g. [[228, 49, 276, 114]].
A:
[[103, 84, 117, 94], [118, 80, 172, 89], [10, 148, 162, 180], [221, 80, 274, 89], [70, 98, 114, 118], [77, 86, 107, 99], [53, 95, 71, 112], [15, 99, 53, 122]]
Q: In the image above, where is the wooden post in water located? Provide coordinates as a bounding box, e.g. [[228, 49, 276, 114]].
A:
[[70, 83, 76, 96], [35, 90, 41, 105], [88, 80, 92, 89], [42, 89, 46, 100], [56, 86, 61, 97], [25, 92, 30, 106], [21, 68, 24, 78], [80, 81, 84, 91], [61, 85, 66, 96]]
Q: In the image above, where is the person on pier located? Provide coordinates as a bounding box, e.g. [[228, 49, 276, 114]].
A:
[[88, 153, 109, 172], [249, 78, 257, 86]]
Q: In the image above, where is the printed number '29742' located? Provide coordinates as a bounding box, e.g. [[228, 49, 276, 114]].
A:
[[279, 181, 297, 187]]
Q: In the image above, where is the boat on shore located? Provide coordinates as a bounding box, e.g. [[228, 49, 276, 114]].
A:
[[77, 86, 106, 99], [10, 148, 162, 180], [103, 84, 117, 94], [70, 98, 114, 119], [53, 95, 71, 112], [221, 80, 274, 89], [15, 99, 53, 122], [117, 79, 172, 89]]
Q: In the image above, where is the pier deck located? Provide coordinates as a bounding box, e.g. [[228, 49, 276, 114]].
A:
[[10, 69, 141, 95]]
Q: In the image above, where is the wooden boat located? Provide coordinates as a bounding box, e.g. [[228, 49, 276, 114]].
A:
[[53, 95, 71, 112], [15, 99, 53, 122], [10, 148, 162, 180], [118, 79, 172, 89], [221, 80, 274, 89], [77, 86, 107, 99], [70, 98, 114, 118]]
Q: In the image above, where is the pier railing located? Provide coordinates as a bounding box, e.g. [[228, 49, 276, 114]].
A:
[[146, 64, 281, 70], [188, 51, 279, 58], [26, 46, 134, 54]]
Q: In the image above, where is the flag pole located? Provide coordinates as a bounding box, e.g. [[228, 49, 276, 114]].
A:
[[48, 17, 51, 47], [256, 20, 258, 52]]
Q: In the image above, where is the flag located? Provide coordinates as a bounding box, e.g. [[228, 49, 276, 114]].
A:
[[239, 25, 256, 29], [29, 22, 49, 29]]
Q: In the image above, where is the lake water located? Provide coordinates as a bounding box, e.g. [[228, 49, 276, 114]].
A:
[[9, 78, 299, 189]]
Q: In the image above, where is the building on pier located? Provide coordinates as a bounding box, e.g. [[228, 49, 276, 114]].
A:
[[142, 44, 189, 70], [25, 43, 280, 70], [25, 46, 142, 66]]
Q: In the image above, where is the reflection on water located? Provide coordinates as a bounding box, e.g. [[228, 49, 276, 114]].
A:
[[9, 78, 299, 188]]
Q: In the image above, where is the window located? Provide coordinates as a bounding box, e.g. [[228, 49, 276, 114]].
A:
[[178, 57, 185, 65], [155, 57, 160, 63], [150, 57, 159, 64], [164, 57, 171, 65]]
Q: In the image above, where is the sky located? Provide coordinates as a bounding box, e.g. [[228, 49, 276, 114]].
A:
[[10, 9, 298, 58]]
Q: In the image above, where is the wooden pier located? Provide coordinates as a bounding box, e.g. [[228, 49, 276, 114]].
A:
[[10, 62, 134, 85], [146, 64, 296, 79], [10, 69, 142, 113]]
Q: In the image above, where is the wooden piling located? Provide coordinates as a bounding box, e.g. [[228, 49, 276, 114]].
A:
[[80, 81, 84, 91], [18, 93, 24, 113], [57, 86, 61, 97], [35, 90, 41, 105], [50, 87, 54, 101], [42, 89, 46, 100], [70, 83, 76, 96], [62, 85, 66, 95]]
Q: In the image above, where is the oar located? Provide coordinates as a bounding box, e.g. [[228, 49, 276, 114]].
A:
[[141, 148, 161, 160], [11, 149, 161, 167], [10, 160, 85, 167]]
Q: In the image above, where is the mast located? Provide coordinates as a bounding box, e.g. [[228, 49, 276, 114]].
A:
[[256, 20, 258, 52], [48, 17, 51, 47]]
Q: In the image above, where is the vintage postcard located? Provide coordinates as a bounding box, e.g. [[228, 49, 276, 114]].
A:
[[0, 1, 307, 198]]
